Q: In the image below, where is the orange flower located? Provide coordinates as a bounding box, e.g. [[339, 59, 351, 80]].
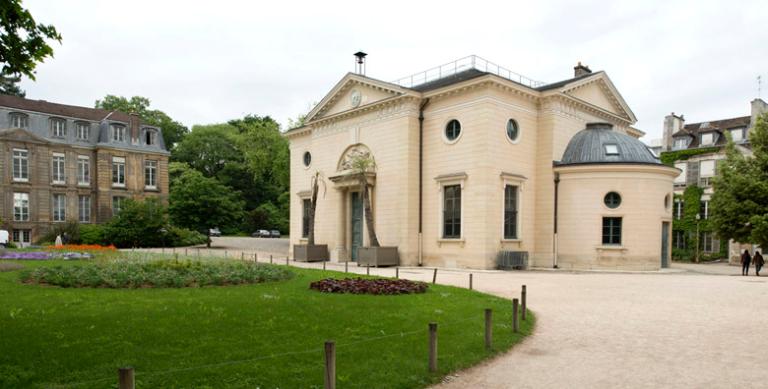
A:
[[45, 244, 117, 252]]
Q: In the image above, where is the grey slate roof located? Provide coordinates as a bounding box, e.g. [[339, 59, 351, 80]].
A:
[[557, 123, 661, 166], [408, 68, 601, 93]]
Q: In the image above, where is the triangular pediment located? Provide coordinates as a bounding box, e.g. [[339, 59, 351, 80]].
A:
[[559, 73, 637, 123], [0, 127, 51, 144], [306, 73, 412, 122]]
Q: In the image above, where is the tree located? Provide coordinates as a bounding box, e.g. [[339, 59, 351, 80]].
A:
[[102, 198, 167, 248], [0, 74, 24, 97], [168, 162, 246, 235], [172, 124, 242, 177], [349, 153, 380, 247], [306, 172, 326, 246], [0, 0, 61, 88], [711, 113, 768, 248], [95, 95, 188, 149]]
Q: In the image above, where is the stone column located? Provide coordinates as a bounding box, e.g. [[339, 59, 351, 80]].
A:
[[332, 188, 347, 262]]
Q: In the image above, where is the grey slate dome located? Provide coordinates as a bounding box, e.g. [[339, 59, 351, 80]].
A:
[[558, 123, 660, 166]]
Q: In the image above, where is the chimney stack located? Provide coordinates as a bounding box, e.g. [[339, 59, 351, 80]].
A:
[[751, 98, 768, 130], [663, 112, 685, 151], [574, 62, 592, 78], [354, 51, 367, 75]]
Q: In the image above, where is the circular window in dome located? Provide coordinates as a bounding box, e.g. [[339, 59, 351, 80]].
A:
[[604, 192, 622, 209], [506, 119, 520, 142], [445, 119, 461, 142], [303, 151, 312, 167]]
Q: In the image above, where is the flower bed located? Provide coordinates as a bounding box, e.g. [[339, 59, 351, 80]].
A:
[[45, 244, 117, 251], [309, 278, 428, 295], [21, 260, 294, 288], [0, 251, 92, 260]]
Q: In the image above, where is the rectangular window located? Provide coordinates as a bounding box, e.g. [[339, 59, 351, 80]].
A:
[[503, 185, 518, 239], [77, 156, 90, 185], [111, 125, 125, 142], [730, 128, 744, 142], [700, 160, 715, 177], [76, 122, 90, 140], [673, 230, 686, 249], [604, 144, 619, 156], [674, 199, 684, 220], [52, 194, 66, 222], [144, 160, 157, 189], [10, 113, 28, 128], [52, 153, 66, 184], [12, 229, 31, 245], [443, 185, 461, 239], [112, 157, 126, 186], [51, 118, 66, 137], [112, 196, 124, 215], [700, 232, 715, 253], [13, 193, 29, 221], [602, 217, 622, 245], [78, 195, 91, 223], [700, 200, 709, 220], [674, 162, 686, 185], [701, 133, 714, 145], [145, 129, 157, 145], [302, 199, 311, 238], [673, 138, 688, 150], [12, 148, 29, 182]]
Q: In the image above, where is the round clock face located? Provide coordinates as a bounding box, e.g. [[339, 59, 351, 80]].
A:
[[350, 89, 362, 107]]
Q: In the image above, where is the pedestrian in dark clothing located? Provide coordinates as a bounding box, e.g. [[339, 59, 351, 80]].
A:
[[741, 250, 752, 276], [754, 251, 764, 276]]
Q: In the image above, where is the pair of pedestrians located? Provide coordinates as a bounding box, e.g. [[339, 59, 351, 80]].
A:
[[741, 249, 765, 276]]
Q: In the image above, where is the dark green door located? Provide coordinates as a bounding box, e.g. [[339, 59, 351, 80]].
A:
[[350, 192, 363, 261], [661, 222, 670, 268]]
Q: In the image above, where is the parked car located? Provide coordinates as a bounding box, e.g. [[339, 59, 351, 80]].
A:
[[209, 228, 222, 237], [0, 230, 8, 248], [251, 229, 270, 238], [270, 230, 281, 238]]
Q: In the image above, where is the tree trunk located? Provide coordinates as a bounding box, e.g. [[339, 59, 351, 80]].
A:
[[360, 177, 380, 247], [307, 173, 319, 246]]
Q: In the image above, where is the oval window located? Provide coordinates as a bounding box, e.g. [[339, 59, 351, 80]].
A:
[[506, 119, 519, 142], [664, 194, 671, 209], [604, 192, 621, 209], [303, 151, 312, 167], [445, 119, 461, 142]]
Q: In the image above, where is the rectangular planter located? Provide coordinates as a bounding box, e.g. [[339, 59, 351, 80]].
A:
[[357, 246, 399, 267], [293, 244, 329, 262]]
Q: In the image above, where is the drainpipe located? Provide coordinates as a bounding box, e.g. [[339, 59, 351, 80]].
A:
[[418, 98, 430, 266], [553, 172, 560, 269]]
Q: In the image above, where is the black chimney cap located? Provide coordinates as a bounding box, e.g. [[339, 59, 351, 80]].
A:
[[354, 51, 367, 58]]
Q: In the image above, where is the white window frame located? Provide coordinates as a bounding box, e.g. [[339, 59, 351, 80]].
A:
[[10, 113, 28, 128], [77, 155, 90, 186], [111, 124, 126, 142], [674, 199, 684, 220], [673, 138, 688, 150], [12, 229, 31, 246], [500, 173, 526, 242], [12, 148, 29, 182], [435, 172, 467, 243], [145, 129, 157, 146], [112, 156, 126, 187], [52, 193, 66, 222], [144, 160, 157, 189], [76, 122, 90, 140], [700, 160, 716, 178], [701, 132, 714, 145], [52, 152, 66, 184], [13, 192, 29, 221], [701, 200, 710, 220], [604, 144, 619, 156], [674, 162, 687, 185], [78, 195, 91, 223], [112, 196, 124, 215], [51, 118, 66, 137]]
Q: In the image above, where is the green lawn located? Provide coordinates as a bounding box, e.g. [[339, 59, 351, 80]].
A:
[[0, 257, 533, 388]]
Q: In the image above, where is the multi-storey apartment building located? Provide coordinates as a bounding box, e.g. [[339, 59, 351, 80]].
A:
[[660, 98, 767, 263], [0, 95, 170, 246]]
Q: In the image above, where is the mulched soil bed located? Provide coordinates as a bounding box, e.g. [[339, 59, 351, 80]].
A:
[[309, 277, 428, 295]]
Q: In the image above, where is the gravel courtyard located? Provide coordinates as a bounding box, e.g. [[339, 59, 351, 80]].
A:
[[147, 238, 767, 388]]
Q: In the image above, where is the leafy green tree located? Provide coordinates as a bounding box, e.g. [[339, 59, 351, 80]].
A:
[[168, 162, 246, 235], [711, 113, 768, 248], [172, 124, 242, 177], [0, 0, 61, 93], [103, 198, 167, 248], [95, 95, 188, 149]]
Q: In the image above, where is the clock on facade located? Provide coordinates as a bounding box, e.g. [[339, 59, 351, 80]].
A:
[[350, 89, 362, 107]]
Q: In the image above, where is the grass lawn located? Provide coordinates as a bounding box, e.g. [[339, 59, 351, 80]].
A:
[[0, 256, 534, 388]]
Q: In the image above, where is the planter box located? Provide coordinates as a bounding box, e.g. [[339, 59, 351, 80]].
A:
[[357, 246, 399, 267], [294, 244, 329, 262]]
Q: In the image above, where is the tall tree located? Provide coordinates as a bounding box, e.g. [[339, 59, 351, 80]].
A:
[[95, 95, 188, 149], [711, 113, 768, 248], [0, 0, 61, 96]]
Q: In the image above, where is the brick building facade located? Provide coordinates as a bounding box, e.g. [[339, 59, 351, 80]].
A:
[[0, 95, 169, 246]]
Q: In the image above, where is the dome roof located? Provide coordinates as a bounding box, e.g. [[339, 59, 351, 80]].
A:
[[558, 123, 660, 166]]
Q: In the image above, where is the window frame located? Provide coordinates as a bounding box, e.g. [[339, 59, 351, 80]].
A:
[[112, 196, 125, 215], [673, 137, 689, 150], [301, 198, 311, 238], [144, 128, 157, 146], [603, 191, 622, 209], [111, 124, 126, 142], [51, 152, 66, 185], [503, 184, 519, 240], [112, 156, 126, 187], [13, 192, 30, 221], [9, 112, 28, 128], [144, 159, 158, 189], [674, 198, 684, 220], [50, 118, 67, 137], [700, 132, 715, 145], [77, 155, 90, 186], [444, 119, 462, 144], [601, 216, 622, 246], [75, 122, 91, 140], [442, 184, 462, 239], [303, 151, 312, 168], [604, 144, 620, 156], [506, 119, 520, 144], [700, 200, 709, 220], [52, 193, 67, 222], [78, 195, 91, 223], [12, 148, 29, 182]]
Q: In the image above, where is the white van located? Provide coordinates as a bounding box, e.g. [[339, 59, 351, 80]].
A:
[[0, 230, 9, 248]]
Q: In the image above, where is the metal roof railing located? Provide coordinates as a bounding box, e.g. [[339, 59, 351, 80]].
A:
[[392, 55, 546, 89]]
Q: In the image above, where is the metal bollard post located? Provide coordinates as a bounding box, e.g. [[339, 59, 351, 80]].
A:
[[323, 260, 326, 271], [469, 273, 473, 290], [512, 298, 519, 333], [345, 260, 348, 273], [521, 285, 527, 321], [396, 267, 399, 279], [270, 254, 273, 264], [485, 309, 492, 350], [366, 266, 370, 276], [118, 367, 134, 389], [432, 268, 437, 284], [324, 341, 336, 389], [428, 323, 438, 372]]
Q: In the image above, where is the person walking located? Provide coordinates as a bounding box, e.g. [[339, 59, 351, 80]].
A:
[[741, 249, 752, 276], [754, 250, 764, 277]]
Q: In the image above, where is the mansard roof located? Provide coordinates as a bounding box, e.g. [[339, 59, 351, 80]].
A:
[[558, 123, 661, 166], [0, 94, 136, 123]]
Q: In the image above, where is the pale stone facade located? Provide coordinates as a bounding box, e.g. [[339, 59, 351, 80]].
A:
[[287, 57, 677, 270]]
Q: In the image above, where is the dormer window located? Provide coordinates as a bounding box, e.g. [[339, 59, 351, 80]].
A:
[[76, 122, 90, 140], [9, 112, 28, 128], [604, 144, 619, 156], [111, 124, 126, 142], [144, 128, 157, 146], [50, 118, 66, 137], [730, 127, 745, 142], [700, 132, 714, 145], [673, 137, 689, 150]]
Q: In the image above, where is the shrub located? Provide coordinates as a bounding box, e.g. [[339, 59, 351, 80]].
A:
[[36, 221, 81, 245], [166, 226, 207, 247], [103, 198, 167, 248], [79, 224, 106, 245], [21, 259, 293, 288], [309, 278, 428, 295]]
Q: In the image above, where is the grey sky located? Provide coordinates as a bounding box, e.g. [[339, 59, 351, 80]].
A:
[[20, 0, 768, 141]]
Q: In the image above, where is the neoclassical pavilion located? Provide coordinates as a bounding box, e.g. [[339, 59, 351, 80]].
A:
[[286, 56, 678, 270]]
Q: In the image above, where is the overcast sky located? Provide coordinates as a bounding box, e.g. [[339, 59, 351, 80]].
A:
[[20, 0, 768, 141]]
